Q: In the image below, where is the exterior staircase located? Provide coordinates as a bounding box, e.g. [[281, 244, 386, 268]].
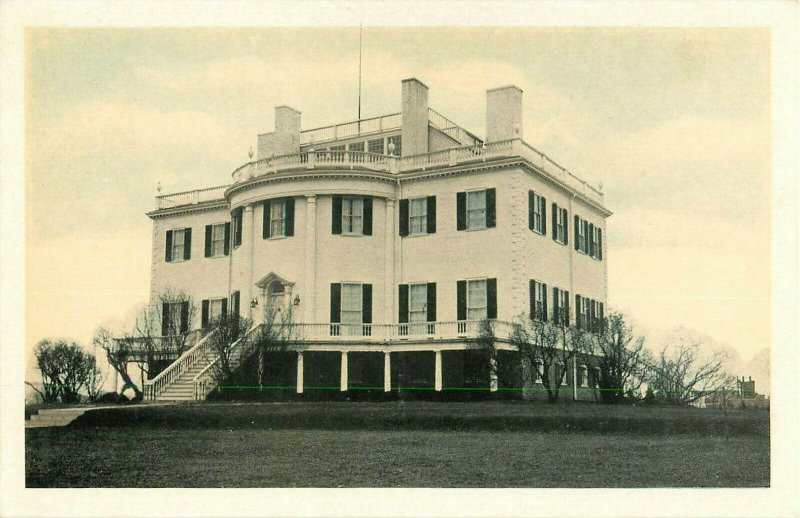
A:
[[26, 407, 101, 428]]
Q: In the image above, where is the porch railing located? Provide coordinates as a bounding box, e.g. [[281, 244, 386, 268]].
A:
[[142, 329, 217, 401], [192, 324, 263, 400], [290, 320, 516, 342]]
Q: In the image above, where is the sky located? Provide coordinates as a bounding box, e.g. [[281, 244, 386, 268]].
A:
[[23, 27, 771, 387]]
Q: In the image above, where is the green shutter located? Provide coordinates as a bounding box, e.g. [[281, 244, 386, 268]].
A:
[[330, 284, 341, 323], [486, 188, 496, 228], [204, 225, 212, 257], [487, 278, 497, 319], [183, 228, 192, 260], [399, 199, 409, 237], [363, 197, 373, 235], [457, 280, 467, 320], [398, 284, 409, 323], [285, 198, 295, 237], [426, 283, 437, 322], [263, 200, 271, 239], [332, 196, 342, 235], [165, 230, 173, 262], [426, 196, 436, 234], [456, 192, 466, 230], [362, 284, 372, 324]]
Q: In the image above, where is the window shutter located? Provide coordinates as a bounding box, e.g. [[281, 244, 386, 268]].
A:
[[563, 209, 569, 246], [575, 295, 582, 329], [599, 302, 605, 331], [426, 283, 437, 322], [551, 203, 557, 240], [598, 228, 603, 260], [263, 200, 271, 239], [362, 283, 372, 324], [180, 301, 189, 333], [486, 188, 496, 228], [363, 197, 373, 235], [221, 298, 228, 319], [398, 284, 409, 324], [564, 290, 570, 325], [330, 283, 341, 323], [528, 191, 534, 230], [426, 195, 436, 234], [542, 283, 548, 321], [540, 197, 546, 235], [183, 228, 192, 260], [165, 230, 173, 262], [487, 278, 497, 319], [201, 300, 209, 328], [574, 215, 580, 250], [529, 280, 535, 320], [456, 280, 467, 320], [231, 291, 240, 318], [332, 196, 342, 235], [588, 223, 595, 257], [161, 303, 169, 335], [285, 198, 295, 237], [204, 225, 212, 257], [234, 209, 243, 247], [456, 192, 466, 230], [399, 199, 409, 237], [224, 223, 231, 255], [589, 299, 596, 332], [552, 287, 559, 322]]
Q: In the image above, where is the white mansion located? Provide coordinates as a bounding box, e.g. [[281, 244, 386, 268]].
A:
[[143, 79, 611, 401]]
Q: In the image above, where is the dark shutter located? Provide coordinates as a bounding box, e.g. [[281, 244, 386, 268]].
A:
[[542, 283, 548, 321], [221, 298, 228, 318], [588, 223, 595, 257], [456, 192, 466, 230], [399, 199, 409, 237], [426, 196, 436, 234], [235, 209, 243, 247], [180, 301, 189, 333], [204, 225, 212, 257], [565, 291, 570, 325], [263, 200, 271, 239], [183, 228, 192, 260], [528, 191, 534, 230], [552, 287, 559, 322], [563, 209, 569, 246], [285, 198, 295, 237], [398, 284, 409, 323], [529, 280, 535, 319], [575, 295, 582, 330], [487, 278, 497, 319], [574, 215, 580, 250], [231, 291, 240, 318], [599, 302, 605, 331], [457, 280, 467, 320], [201, 300, 209, 328], [223, 223, 231, 255], [330, 283, 341, 323], [363, 197, 373, 235], [486, 188, 496, 228], [589, 299, 596, 332], [426, 283, 437, 322], [161, 303, 169, 334], [362, 284, 372, 324], [540, 197, 546, 235], [598, 228, 603, 260], [165, 230, 173, 262], [332, 196, 342, 235], [552, 203, 558, 241]]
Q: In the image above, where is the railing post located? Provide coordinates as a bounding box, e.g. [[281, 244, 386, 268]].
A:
[[448, 148, 457, 166], [193, 190, 200, 204], [384, 352, 391, 392], [388, 155, 398, 174], [296, 352, 304, 394], [307, 149, 316, 169], [340, 352, 348, 392], [434, 351, 443, 392]]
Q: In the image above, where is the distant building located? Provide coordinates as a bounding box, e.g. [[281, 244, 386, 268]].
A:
[[139, 79, 611, 401]]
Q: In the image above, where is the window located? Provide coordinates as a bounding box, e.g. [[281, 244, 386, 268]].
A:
[[330, 144, 345, 162], [231, 291, 241, 319], [457, 189, 495, 231], [553, 204, 568, 245], [368, 138, 384, 155], [576, 216, 588, 254], [528, 191, 546, 234], [578, 365, 588, 387], [593, 367, 602, 387], [591, 300, 605, 333], [161, 301, 188, 335], [340, 283, 362, 325], [556, 362, 567, 386], [387, 135, 401, 156], [399, 282, 436, 335], [457, 278, 496, 321], [530, 280, 547, 321], [348, 141, 365, 162], [467, 279, 488, 320], [552, 287, 570, 325], [165, 227, 192, 262], [342, 197, 364, 234], [409, 197, 427, 235], [408, 283, 428, 323], [576, 295, 590, 330], [534, 359, 543, 383], [399, 196, 436, 237], [201, 297, 227, 328], [574, 216, 601, 259], [263, 198, 295, 239], [232, 208, 243, 248], [204, 222, 230, 258], [591, 225, 603, 260], [209, 299, 224, 323]]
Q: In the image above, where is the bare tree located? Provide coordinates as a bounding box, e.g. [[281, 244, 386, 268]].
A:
[[583, 312, 650, 404], [509, 317, 577, 403], [29, 339, 100, 403], [93, 327, 143, 400], [648, 335, 734, 406]]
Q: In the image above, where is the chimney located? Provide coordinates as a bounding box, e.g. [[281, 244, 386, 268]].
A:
[[401, 78, 429, 156], [257, 106, 302, 159], [486, 85, 523, 142]]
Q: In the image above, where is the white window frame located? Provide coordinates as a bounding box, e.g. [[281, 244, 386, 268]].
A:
[[554, 288, 569, 325], [170, 228, 186, 262], [210, 222, 227, 257], [577, 218, 587, 254], [531, 192, 544, 234], [408, 197, 428, 235], [591, 226, 601, 259], [466, 278, 488, 320], [555, 206, 567, 244], [208, 297, 225, 324], [342, 197, 364, 235], [340, 282, 363, 327], [165, 301, 183, 335], [578, 365, 589, 387], [270, 200, 288, 238], [466, 189, 487, 230], [534, 359, 543, 383], [368, 138, 384, 155], [532, 280, 546, 321], [408, 283, 428, 324]]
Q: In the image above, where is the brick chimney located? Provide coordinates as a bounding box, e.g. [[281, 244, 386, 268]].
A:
[[401, 78, 429, 156], [257, 106, 302, 159], [486, 85, 523, 142]]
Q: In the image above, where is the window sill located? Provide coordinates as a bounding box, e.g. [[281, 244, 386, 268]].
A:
[[403, 232, 430, 239], [207, 254, 228, 260], [269, 235, 288, 241], [167, 259, 187, 264], [463, 225, 490, 232], [340, 232, 366, 237], [530, 228, 545, 236]]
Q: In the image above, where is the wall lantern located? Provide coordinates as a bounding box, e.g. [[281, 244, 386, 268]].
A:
[[293, 295, 300, 306], [250, 298, 259, 309]]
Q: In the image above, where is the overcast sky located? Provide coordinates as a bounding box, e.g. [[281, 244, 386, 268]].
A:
[[25, 27, 770, 380]]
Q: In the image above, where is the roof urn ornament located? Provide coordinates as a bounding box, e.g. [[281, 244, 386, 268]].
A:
[[388, 141, 396, 157], [248, 147, 254, 160], [156, 181, 162, 193]]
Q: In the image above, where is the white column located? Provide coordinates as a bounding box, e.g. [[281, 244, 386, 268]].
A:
[[434, 351, 443, 391], [384, 199, 396, 325], [304, 195, 317, 323], [572, 354, 578, 400], [384, 352, 392, 392], [489, 356, 498, 392], [245, 204, 256, 320], [296, 352, 304, 394], [340, 351, 348, 391]]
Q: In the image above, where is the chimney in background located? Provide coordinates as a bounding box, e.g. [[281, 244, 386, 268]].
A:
[[258, 106, 302, 159], [486, 85, 523, 142], [401, 78, 429, 156]]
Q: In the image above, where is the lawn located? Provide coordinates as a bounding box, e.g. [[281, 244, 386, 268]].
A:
[[26, 401, 769, 487]]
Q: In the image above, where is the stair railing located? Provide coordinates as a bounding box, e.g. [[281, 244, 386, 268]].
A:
[[143, 329, 218, 400], [192, 324, 263, 401]]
